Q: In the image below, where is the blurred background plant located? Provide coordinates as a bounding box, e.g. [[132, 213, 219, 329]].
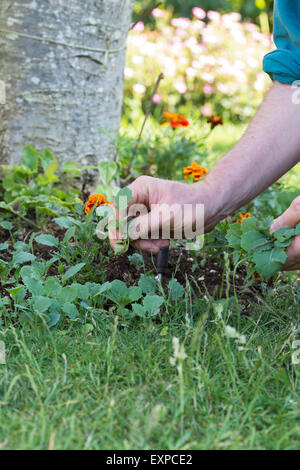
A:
[[133, 0, 273, 26], [124, 6, 272, 127]]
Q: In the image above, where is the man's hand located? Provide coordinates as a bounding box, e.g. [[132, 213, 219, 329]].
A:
[[271, 196, 300, 271], [109, 175, 216, 254]]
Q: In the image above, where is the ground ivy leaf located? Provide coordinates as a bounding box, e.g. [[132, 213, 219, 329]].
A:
[[240, 217, 258, 232], [241, 230, 268, 252], [253, 248, 287, 280]]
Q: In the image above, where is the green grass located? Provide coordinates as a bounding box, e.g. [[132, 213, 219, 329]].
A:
[[1, 277, 300, 450]]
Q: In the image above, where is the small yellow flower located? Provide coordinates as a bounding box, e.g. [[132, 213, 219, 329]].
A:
[[237, 212, 251, 224], [183, 161, 208, 181], [84, 193, 110, 214]]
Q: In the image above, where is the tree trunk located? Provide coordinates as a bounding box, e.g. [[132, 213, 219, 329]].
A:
[[0, 0, 134, 166]]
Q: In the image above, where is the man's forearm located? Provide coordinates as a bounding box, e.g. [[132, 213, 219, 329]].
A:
[[200, 81, 300, 227]]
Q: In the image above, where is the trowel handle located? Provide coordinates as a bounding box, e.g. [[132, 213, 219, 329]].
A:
[[156, 246, 169, 274]]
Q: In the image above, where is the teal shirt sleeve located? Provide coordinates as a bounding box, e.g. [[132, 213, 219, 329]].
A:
[[263, 0, 300, 84]]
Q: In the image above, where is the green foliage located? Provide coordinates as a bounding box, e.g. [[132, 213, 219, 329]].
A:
[[0, 145, 81, 226], [226, 217, 300, 280], [133, 0, 273, 24]]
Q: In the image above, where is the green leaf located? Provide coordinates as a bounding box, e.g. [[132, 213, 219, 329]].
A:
[[39, 148, 54, 171], [168, 279, 185, 302], [59, 285, 78, 303], [54, 216, 79, 229], [7, 285, 25, 296], [63, 161, 82, 178], [128, 286, 142, 302], [241, 230, 268, 252], [115, 187, 132, 210], [273, 227, 295, 242], [138, 275, 157, 294], [74, 283, 90, 300], [0, 243, 9, 251], [33, 296, 52, 313], [22, 144, 39, 173], [132, 303, 146, 318], [63, 226, 76, 243], [108, 279, 129, 299], [225, 223, 242, 250], [62, 302, 80, 321], [98, 159, 118, 185], [240, 217, 258, 232], [0, 221, 13, 231], [62, 263, 85, 283], [295, 223, 300, 236], [45, 159, 58, 177], [35, 234, 59, 248], [13, 252, 36, 266], [44, 277, 62, 298], [143, 294, 164, 317], [48, 312, 61, 328], [22, 276, 44, 296], [253, 247, 287, 280]]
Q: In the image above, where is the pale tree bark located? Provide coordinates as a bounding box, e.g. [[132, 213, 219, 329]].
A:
[[0, 0, 134, 166]]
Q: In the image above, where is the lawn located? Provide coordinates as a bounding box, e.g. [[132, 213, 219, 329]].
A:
[[1, 281, 300, 450]]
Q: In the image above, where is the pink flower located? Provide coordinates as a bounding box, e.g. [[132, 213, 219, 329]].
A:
[[201, 105, 212, 116], [207, 11, 221, 22], [203, 84, 214, 95], [174, 79, 187, 94], [217, 83, 229, 94], [152, 8, 167, 18], [152, 93, 162, 104], [192, 7, 206, 20], [132, 21, 144, 32], [171, 18, 190, 29], [133, 84, 146, 94]]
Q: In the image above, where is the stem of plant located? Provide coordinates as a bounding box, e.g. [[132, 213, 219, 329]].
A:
[[126, 73, 164, 179], [130, 2, 163, 31]]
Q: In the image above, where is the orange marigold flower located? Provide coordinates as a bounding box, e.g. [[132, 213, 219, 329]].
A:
[[183, 161, 208, 181], [237, 212, 251, 224], [84, 193, 110, 215], [207, 114, 223, 129], [161, 111, 190, 129]]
